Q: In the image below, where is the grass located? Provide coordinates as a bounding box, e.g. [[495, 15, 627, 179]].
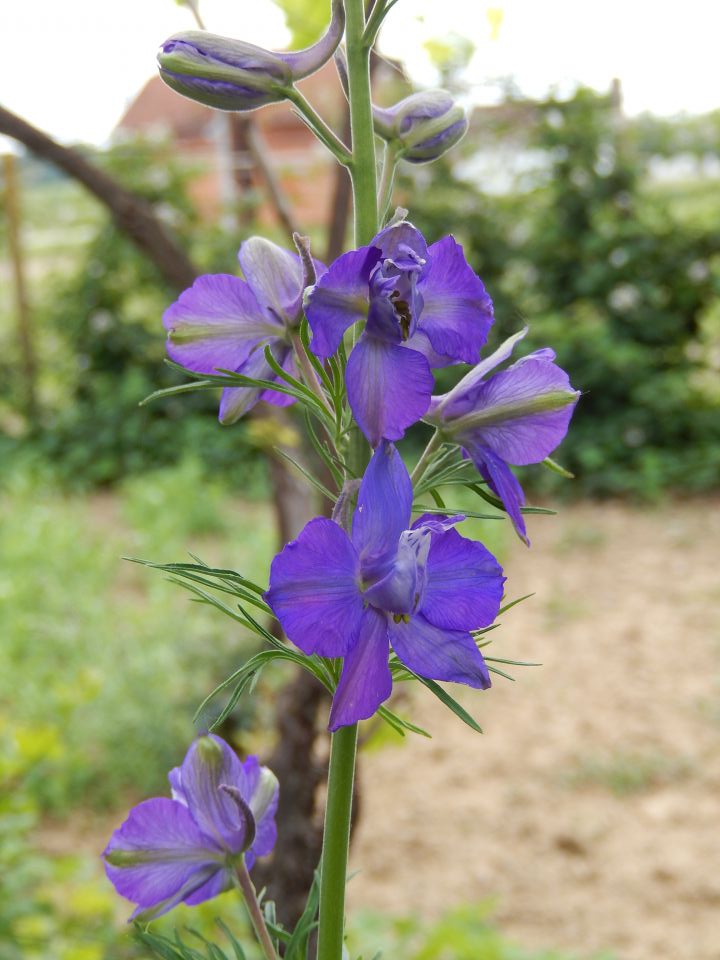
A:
[[563, 750, 693, 796], [1, 457, 275, 814], [349, 905, 616, 960]]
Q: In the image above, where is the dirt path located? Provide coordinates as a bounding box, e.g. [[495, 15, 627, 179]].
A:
[[350, 501, 720, 960]]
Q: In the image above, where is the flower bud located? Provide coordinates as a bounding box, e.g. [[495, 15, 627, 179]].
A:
[[374, 90, 468, 163], [158, 0, 345, 112], [158, 32, 293, 111]]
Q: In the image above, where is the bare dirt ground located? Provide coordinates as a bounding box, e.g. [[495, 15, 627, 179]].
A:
[[350, 501, 720, 960]]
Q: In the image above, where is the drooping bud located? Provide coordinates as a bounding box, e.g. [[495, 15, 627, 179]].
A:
[[373, 90, 468, 164], [158, 0, 345, 112]]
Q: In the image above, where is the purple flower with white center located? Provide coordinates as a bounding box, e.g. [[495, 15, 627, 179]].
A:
[[304, 221, 494, 446], [158, 0, 344, 112], [103, 735, 278, 921], [427, 329, 580, 545], [265, 442, 505, 731], [163, 237, 325, 424]]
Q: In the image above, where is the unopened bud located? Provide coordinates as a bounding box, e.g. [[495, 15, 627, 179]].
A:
[[374, 90, 468, 164], [158, 0, 344, 112], [158, 32, 292, 110]]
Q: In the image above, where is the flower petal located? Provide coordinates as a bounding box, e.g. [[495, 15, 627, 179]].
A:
[[103, 797, 225, 919], [363, 527, 432, 614], [460, 356, 579, 465], [419, 527, 504, 632], [265, 517, 363, 658], [417, 236, 493, 364], [467, 444, 529, 544], [163, 274, 278, 373], [430, 328, 529, 417], [388, 613, 491, 688], [351, 441, 412, 581], [372, 221, 429, 267], [182, 868, 232, 907], [243, 756, 279, 861], [239, 237, 306, 324], [346, 337, 434, 446], [305, 246, 382, 357], [404, 329, 455, 369], [328, 609, 392, 731], [177, 735, 251, 855]]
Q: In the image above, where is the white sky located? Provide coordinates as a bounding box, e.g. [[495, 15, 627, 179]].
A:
[[2, 0, 720, 146]]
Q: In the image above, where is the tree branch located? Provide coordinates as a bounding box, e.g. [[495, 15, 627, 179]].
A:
[[0, 102, 198, 291]]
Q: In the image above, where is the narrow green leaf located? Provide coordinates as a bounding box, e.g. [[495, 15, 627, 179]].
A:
[[467, 482, 556, 515], [498, 592, 535, 615], [378, 705, 432, 738], [428, 488, 446, 509], [487, 665, 515, 681], [411, 504, 503, 521], [302, 407, 344, 487], [215, 920, 249, 959], [140, 380, 218, 406], [485, 656, 541, 667], [543, 455, 575, 479], [284, 871, 321, 960], [415, 675, 483, 733], [274, 448, 337, 502]]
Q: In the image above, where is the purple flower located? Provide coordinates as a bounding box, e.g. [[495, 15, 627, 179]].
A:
[[304, 221, 493, 446], [103, 735, 278, 921], [163, 237, 325, 424], [373, 90, 468, 163], [158, 0, 344, 112], [265, 442, 505, 730], [428, 329, 580, 544]]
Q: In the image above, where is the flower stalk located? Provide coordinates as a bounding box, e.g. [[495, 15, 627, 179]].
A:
[[234, 858, 279, 960], [316, 722, 359, 960], [317, 2, 378, 955]]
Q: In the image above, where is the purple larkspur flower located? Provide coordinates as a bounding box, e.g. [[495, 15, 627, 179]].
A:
[[304, 221, 494, 446], [265, 442, 505, 730], [103, 735, 278, 921], [158, 0, 344, 112], [428, 329, 580, 544], [163, 237, 325, 424], [373, 89, 468, 163]]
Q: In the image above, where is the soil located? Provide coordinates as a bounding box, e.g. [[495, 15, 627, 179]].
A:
[[349, 500, 720, 960]]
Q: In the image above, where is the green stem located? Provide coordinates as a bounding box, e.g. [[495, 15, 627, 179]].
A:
[[410, 429, 442, 486], [316, 722, 359, 960], [345, 0, 378, 245], [317, 4, 378, 956], [363, 0, 401, 46], [234, 858, 279, 960], [285, 87, 352, 165]]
